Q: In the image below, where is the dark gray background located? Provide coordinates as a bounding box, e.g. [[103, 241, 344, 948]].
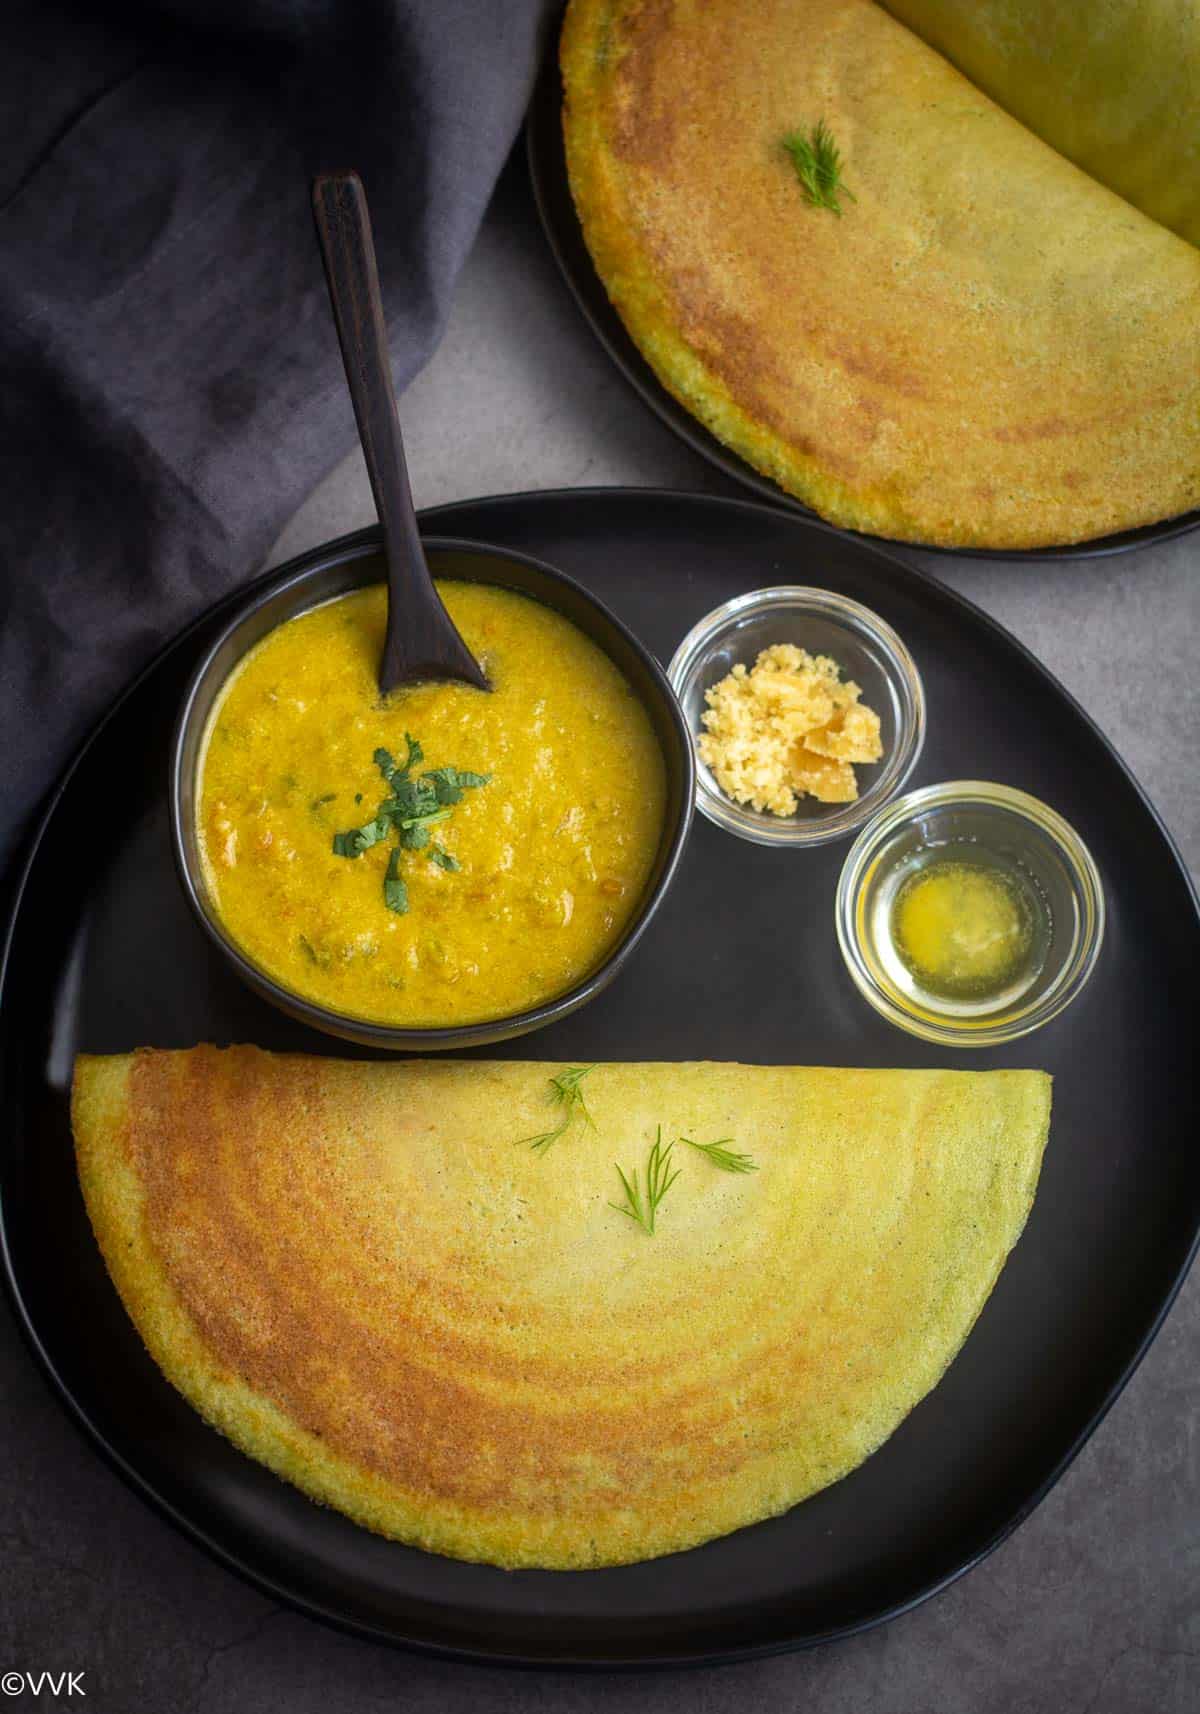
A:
[[2, 157, 1197, 1714]]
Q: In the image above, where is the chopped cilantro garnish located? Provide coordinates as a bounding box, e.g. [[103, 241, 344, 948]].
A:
[[383, 847, 409, 915], [328, 735, 487, 916], [398, 808, 452, 851], [385, 776, 437, 819], [424, 765, 464, 805], [331, 813, 390, 858]]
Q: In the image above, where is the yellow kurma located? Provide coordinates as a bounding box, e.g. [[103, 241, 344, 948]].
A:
[[198, 582, 666, 1026]]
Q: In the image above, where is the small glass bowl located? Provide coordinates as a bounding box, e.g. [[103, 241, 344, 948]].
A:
[[836, 781, 1105, 1046], [667, 587, 925, 847]]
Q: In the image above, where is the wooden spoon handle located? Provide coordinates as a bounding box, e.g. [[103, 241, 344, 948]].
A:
[[311, 171, 487, 692]]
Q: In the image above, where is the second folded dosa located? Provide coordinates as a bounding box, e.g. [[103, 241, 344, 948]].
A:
[[562, 0, 1200, 548]]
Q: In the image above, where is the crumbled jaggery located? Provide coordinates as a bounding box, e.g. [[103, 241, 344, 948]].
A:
[[697, 643, 883, 814]]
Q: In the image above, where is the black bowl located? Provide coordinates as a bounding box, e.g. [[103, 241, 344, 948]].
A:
[[170, 532, 694, 1051]]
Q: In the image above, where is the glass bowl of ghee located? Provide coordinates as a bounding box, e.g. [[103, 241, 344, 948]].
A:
[[836, 781, 1105, 1046]]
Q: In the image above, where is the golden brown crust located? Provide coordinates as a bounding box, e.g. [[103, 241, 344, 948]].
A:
[[73, 1047, 1051, 1568], [562, 0, 1200, 548]]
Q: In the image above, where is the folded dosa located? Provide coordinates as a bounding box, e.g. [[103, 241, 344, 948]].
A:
[[73, 1047, 1051, 1569], [882, 0, 1200, 247], [562, 0, 1200, 548]]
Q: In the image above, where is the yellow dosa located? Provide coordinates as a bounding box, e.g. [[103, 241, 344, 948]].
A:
[[562, 0, 1200, 548], [73, 1047, 1051, 1569], [882, 0, 1200, 247]]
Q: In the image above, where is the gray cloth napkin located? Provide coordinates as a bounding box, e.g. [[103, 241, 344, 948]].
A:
[[0, 0, 552, 880]]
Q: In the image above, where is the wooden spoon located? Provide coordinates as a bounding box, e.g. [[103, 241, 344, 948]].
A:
[[311, 170, 490, 696]]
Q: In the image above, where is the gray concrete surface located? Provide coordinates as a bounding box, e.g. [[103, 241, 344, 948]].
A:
[[2, 157, 1197, 1712]]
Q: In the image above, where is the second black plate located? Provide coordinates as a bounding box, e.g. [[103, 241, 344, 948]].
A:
[[2, 491, 1199, 1667], [526, 40, 1200, 563]]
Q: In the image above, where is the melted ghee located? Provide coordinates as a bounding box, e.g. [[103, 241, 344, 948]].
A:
[[890, 858, 1035, 1000], [198, 582, 667, 1026]]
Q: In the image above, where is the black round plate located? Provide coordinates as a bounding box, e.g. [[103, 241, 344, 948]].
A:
[[2, 490, 1198, 1669], [526, 44, 1200, 562]]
